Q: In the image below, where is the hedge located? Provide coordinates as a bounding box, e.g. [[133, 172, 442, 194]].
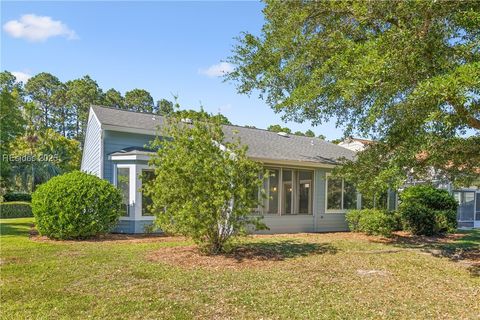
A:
[[346, 209, 399, 237], [0, 202, 33, 218], [3, 192, 32, 202]]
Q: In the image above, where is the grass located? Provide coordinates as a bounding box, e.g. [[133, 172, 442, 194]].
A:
[[1, 218, 479, 320]]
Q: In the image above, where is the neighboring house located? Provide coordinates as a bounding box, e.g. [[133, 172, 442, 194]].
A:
[[81, 106, 360, 234], [338, 138, 480, 229], [338, 137, 374, 152]]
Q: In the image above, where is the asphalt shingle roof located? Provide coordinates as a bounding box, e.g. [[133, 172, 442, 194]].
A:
[[92, 106, 355, 165]]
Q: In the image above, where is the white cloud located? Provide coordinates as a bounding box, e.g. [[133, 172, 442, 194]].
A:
[[11, 71, 32, 83], [3, 14, 77, 42], [199, 62, 234, 77]]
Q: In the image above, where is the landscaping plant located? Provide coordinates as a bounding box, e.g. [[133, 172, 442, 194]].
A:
[[31, 171, 122, 239], [346, 209, 399, 237], [145, 115, 267, 254], [0, 202, 32, 218], [398, 185, 457, 236]]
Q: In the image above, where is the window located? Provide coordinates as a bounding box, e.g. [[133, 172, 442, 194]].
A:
[[327, 178, 342, 210], [263, 167, 314, 215], [326, 175, 358, 211], [343, 181, 357, 210], [117, 167, 130, 217], [141, 170, 155, 216]]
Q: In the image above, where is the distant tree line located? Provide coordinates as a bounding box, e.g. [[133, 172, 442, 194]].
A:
[[266, 124, 325, 139], [0, 70, 230, 193]]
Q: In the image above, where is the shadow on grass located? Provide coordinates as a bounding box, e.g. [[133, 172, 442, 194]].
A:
[[379, 230, 479, 277], [0, 220, 33, 237], [226, 240, 338, 262]]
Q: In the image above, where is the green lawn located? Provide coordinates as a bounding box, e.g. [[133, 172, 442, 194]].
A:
[[1, 218, 479, 319]]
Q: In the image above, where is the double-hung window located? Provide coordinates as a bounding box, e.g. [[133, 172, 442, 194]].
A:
[[326, 174, 357, 211]]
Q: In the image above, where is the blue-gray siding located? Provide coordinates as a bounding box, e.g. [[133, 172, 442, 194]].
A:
[[81, 114, 102, 177], [103, 130, 156, 183], [114, 220, 161, 234]]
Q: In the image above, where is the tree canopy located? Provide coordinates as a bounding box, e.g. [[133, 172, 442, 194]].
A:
[[228, 0, 480, 191]]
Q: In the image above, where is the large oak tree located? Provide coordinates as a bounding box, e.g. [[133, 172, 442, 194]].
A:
[[228, 0, 480, 192]]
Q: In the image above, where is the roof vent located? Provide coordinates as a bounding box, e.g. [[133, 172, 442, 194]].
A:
[[277, 131, 289, 137], [181, 118, 193, 124]]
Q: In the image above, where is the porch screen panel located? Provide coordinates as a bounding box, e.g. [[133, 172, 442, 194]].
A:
[[476, 193, 480, 221], [298, 170, 313, 214], [456, 191, 475, 221], [283, 170, 293, 214], [266, 169, 279, 214]]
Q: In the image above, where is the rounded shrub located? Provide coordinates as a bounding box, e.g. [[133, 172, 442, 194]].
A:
[[31, 171, 122, 239], [398, 185, 457, 236]]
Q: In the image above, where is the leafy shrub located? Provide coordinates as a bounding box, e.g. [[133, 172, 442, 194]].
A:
[[346, 209, 398, 237], [31, 171, 122, 239], [4, 192, 31, 202], [0, 202, 33, 218], [398, 185, 457, 236]]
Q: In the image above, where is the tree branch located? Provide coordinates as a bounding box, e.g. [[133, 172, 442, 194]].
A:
[[451, 102, 480, 130]]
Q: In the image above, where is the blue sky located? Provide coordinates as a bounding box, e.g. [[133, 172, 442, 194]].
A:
[[1, 1, 345, 139]]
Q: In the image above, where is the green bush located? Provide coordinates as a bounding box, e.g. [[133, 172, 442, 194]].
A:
[[31, 171, 123, 239], [0, 202, 33, 218], [398, 185, 457, 236], [346, 209, 398, 237], [4, 192, 32, 202]]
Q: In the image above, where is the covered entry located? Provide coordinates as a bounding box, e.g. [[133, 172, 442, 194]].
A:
[[453, 190, 480, 229]]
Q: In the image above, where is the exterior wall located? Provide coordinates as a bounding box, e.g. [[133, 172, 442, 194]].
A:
[[80, 112, 102, 177], [103, 130, 156, 183], [101, 130, 351, 234]]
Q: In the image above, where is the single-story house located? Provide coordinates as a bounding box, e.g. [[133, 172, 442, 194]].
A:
[[81, 106, 367, 234]]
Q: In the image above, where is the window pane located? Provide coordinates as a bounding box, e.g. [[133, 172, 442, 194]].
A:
[[298, 170, 313, 214], [327, 178, 342, 210], [141, 170, 155, 216], [283, 170, 293, 214], [265, 169, 279, 214], [117, 167, 129, 216], [344, 181, 357, 210]]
